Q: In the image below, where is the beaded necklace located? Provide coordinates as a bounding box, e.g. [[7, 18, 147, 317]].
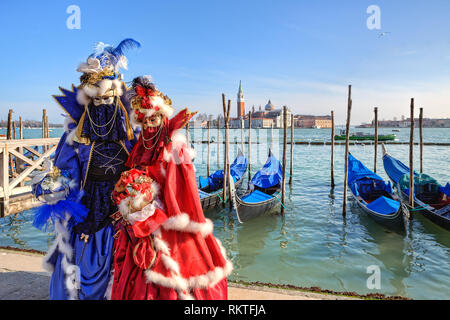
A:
[[85, 96, 119, 138]]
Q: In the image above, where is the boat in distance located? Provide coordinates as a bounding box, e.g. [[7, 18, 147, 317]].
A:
[[335, 129, 396, 141]]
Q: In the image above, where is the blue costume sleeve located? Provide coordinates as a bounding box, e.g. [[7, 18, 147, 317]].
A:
[[53, 129, 82, 192], [32, 126, 87, 232]]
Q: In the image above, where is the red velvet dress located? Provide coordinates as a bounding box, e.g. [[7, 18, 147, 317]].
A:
[[111, 109, 232, 300]]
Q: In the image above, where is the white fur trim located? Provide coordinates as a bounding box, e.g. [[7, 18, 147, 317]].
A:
[[63, 117, 75, 133], [65, 128, 77, 146], [160, 163, 166, 177], [163, 131, 196, 165], [145, 228, 231, 299], [42, 216, 79, 300], [187, 260, 233, 289], [76, 89, 90, 106], [104, 268, 114, 300], [149, 96, 174, 118], [62, 118, 78, 152], [77, 79, 124, 100], [162, 214, 214, 237]]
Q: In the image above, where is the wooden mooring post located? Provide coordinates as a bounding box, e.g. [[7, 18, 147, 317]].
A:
[[281, 106, 288, 214], [409, 99, 415, 214], [7, 109, 13, 140], [222, 94, 231, 206], [19, 117, 23, 140], [289, 114, 294, 185], [419, 107, 423, 174], [217, 115, 220, 169], [374, 107, 378, 173], [185, 119, 190, 146], [207, 119, 211, 177], [331, 110, 335, 188], [240, 117, 244, 153], [342, 85, 352, 217], [248, 111, 252, 181]]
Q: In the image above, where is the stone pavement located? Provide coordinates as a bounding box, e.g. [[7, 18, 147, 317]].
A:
[[0, 248, 356, 300]]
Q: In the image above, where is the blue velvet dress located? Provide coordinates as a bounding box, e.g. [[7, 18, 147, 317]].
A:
[[47, 101, 131, 300]]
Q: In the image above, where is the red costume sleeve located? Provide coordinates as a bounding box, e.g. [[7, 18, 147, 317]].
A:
[[132, 208, 168, 238], [168, 108, 197, 136]]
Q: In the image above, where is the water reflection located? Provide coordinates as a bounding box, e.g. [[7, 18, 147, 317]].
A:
[[0, 213, 27, 248], [356, 209, 411, 297]]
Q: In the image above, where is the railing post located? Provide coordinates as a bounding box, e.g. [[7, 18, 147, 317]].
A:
[[0, 144, 9, 217]]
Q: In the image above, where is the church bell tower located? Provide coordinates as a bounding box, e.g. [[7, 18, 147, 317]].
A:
[[237, 80, 245, 118]]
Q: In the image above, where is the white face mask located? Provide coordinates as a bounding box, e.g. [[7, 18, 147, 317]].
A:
[[93, 91, 115, 106], [144, 114, 163, 129]]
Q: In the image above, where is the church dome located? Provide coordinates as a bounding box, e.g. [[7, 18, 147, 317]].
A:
[[265, 100, 275, 111]]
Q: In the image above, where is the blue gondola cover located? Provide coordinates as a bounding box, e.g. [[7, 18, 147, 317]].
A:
[[366, 196, 401, 215], [203, 152, 248, 191], [251, 152, 283, 189], [440, 183, 450, 197], [383, 153, 418, 184]]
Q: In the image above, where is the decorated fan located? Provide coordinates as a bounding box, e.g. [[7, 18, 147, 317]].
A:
[[111, 168, 165, 270], [30, 158, 88, 231], [112, 168, 161, 225]]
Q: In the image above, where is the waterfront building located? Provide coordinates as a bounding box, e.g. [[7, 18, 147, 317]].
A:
[[357, 117, 450, 128], [294, 115, 332, 128], [237, 80, 245, 118]]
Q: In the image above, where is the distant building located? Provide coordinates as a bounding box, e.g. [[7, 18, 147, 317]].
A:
[[357, 117, 450, 128], [295, 115, 332, 128], [237, 80, 245, 118], [228, 82, 292, 128]]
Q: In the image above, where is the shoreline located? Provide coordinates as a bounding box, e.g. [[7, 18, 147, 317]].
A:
[[0, 246, 410, 300]]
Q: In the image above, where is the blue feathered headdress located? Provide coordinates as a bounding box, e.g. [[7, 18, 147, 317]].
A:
[[77, 38, 141, 76]]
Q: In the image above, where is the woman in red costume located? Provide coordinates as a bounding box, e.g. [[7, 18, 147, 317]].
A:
[[110, 76, 232, 300]]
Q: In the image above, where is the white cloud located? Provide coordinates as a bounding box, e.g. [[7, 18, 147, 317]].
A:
[[177, 75, 450, 125]]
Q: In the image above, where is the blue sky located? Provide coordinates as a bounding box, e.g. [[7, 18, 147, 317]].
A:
[[1, 0, 449, 124]]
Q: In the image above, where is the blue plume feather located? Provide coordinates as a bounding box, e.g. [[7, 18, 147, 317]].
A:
[[112, 38, 141, 58], [32, 191, 89, 232]]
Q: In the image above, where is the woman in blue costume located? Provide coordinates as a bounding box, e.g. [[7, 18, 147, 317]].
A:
[[31, 39, 140, 300]]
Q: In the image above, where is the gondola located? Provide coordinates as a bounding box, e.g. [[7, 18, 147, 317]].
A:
[[382, 144, 450, 231], [198, 149, 248, 211], [347, 153, 406, 230], [234, 150, 283, 223]]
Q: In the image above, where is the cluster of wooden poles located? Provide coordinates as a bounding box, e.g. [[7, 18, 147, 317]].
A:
[[5, 109, 51, 179], [5, 109, 50, 141], [186, 94, 295, 215], [339, 85, 426, 218]]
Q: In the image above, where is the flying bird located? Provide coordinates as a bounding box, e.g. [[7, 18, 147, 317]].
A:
[[378, 31, 391, 38]]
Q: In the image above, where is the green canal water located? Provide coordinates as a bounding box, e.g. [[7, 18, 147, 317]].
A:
[[1, 127, 449, 299]]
